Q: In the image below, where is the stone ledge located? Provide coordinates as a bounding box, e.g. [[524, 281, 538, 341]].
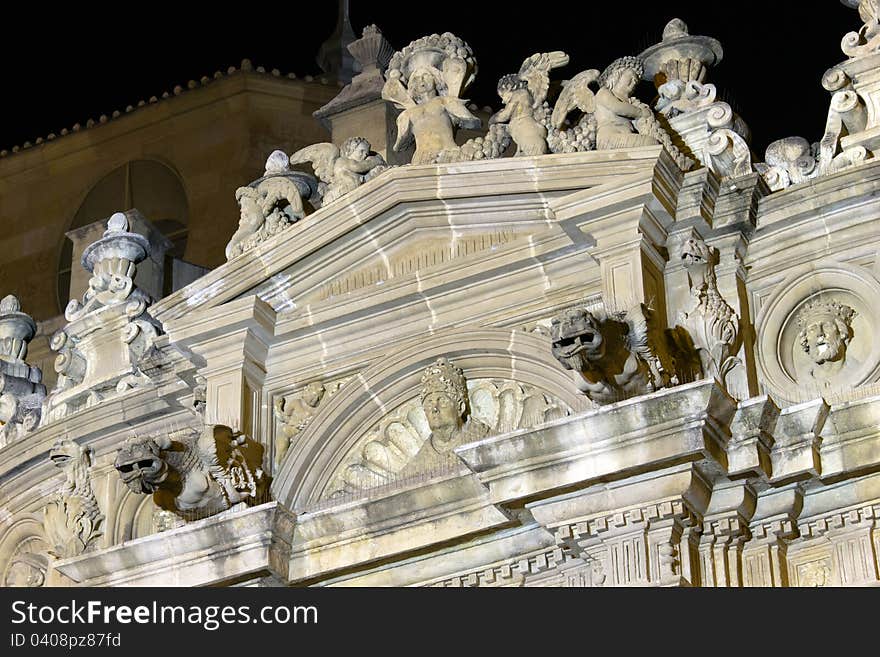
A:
[[455, 379, 735, 505], [52, 502, 285, 587]]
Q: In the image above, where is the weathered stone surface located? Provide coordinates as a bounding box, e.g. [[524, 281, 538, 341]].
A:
[[6, 12, 880, 589]]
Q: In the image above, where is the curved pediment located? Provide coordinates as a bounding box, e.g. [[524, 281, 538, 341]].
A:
[[324, 376, 570, 500], [271, 327, 591, 509]]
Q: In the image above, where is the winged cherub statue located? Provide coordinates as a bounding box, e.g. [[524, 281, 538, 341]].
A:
[[489, 51, 569, 156], [381, 33, 482, 165], [290, 137, 387, 207], [549, 56, 693, 168]]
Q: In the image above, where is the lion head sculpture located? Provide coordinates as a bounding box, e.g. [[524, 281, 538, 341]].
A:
[[550, 307, 607, 372], [115, 435, 171, 495]]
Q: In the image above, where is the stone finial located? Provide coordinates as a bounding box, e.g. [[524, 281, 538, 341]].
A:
[[639, 18, 723, 85], [0, 294, 36, 360], [348, 24, 394, 76], [0, 294, 20, 314], [0, 293, 45, 447], [662, 18, 689, 41], [106, 211, 128, 233]]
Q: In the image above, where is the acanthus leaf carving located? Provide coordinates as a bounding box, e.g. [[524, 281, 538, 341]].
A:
[[43, 438, 104, 559], [676, 234, 742, 392]]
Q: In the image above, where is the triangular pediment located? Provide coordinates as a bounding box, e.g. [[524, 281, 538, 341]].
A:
[[150, 147, 673, 325]]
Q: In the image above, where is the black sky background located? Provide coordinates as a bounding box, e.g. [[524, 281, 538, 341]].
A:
[[0, 2, 857, 156]]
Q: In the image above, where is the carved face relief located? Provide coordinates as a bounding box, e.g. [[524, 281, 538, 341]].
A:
[[114, 439, 169, 494], [409, 69, 438, 102], [351, 142, 370, 162], [238, 193, 262, 226], [680, 236, 711, 269], [302, 382, 326, 408], [795, 300, 856, 371], [799, 316, 849, 365], [612, 69, 639, 100], [550, 309, 605, 371], [421, 391, 463, 432]]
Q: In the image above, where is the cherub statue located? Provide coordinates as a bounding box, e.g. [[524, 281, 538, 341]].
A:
[[489, 51, 569, 156], [225, 150, 308, 260], [381, 33, 482, 165], [550, 56, 693, 168], [273, 381, 326, 469], [290, 137, 387, 207]]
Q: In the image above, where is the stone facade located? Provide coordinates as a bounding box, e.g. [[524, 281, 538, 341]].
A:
[[2, 8, 880, 588]]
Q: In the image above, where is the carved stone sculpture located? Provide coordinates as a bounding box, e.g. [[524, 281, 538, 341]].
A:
[[795, 298, 857, 382], [676, 235, 742, 390], [328, 368, 568, 497], [550, 304, 687, 405], [273, 381, 326, 469], [382, 33, 482, 164], [4, 552, 48, 587], [411, 357, 490, 462], [754, 137, 820, 191], [43, 438, 104, 559], [290, 137, 387, 207], [842, 0, 880, 59], [0, 295, 46, 447], [225, 151, 316, 259], [45, 212, 161, 423], [115, 425, 268, 521], [550, 56, 693, 168], [489, 52, 569, 156]]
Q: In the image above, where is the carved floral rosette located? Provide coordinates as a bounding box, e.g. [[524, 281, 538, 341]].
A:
[[323, 379, 569, 499]]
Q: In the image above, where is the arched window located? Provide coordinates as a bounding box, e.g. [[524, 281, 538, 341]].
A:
[[57, 160, 189, 313]]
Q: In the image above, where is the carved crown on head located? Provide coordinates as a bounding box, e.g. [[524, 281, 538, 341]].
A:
[[795, 298, 857, 331], [419, 357, 468, 408]]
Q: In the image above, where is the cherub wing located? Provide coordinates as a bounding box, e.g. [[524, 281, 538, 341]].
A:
[[381, 77, 415, 110], [289, 143, 340, 183], [443, 57, 475, 99], [394, 111, 414, 151], [550, 69, 600, 129], [442, 97, 482, 130], [518, 51, 569, 107]]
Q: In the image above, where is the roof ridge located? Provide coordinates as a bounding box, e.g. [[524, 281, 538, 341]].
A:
[[0, 59, 343, 160]]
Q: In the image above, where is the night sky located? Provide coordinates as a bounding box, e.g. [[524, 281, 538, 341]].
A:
[[1, 2, 857, 156]]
